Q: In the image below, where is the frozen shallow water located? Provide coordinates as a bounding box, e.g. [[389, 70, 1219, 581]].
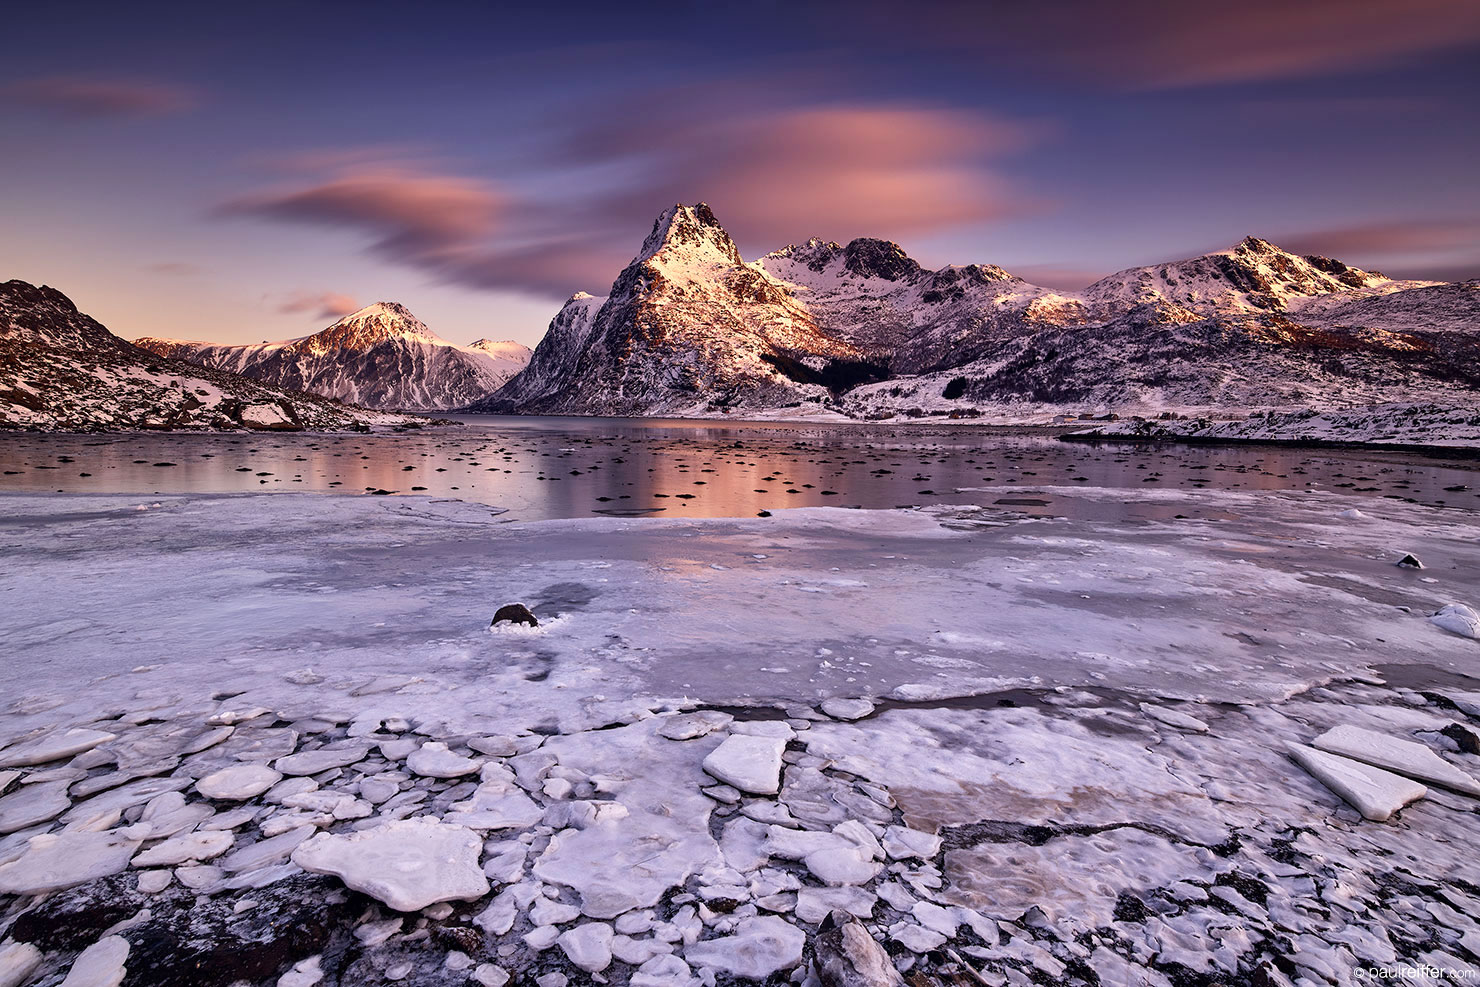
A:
[[2, 454, 1479, 985], [2, 486, 1477, 727]]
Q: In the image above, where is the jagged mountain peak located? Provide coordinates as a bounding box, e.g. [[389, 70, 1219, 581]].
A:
[[1082, 235, 1399, 317], [636, 202, 744, 268]]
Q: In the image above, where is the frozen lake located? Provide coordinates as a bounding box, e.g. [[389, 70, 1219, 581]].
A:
[[3, 423, 1479, 986], [2, 415, 1478, 521]]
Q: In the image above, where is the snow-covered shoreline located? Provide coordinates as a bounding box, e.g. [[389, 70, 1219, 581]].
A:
[[1066, 402, 1480, 455], [2, 491, 1479, 985]]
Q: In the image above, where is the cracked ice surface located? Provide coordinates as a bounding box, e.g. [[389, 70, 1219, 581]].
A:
[[0, 488, 1478, 985], [1, 488, 1477, 732]]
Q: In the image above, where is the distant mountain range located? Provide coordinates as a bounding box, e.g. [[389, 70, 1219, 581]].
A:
[[0, 281, 422, 432], [136, 303, 531, 411], [7, 203, 1477, 432], [470, 203, 1479, 420]]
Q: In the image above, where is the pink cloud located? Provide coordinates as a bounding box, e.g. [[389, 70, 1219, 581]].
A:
[[1275, 219, 1480, 259], [278, 291, 361, 322], [3, 76, 198, 117], [221, 168, 504, 255], [221, 100, 1041, 297], [839, 0, 1480, 89]]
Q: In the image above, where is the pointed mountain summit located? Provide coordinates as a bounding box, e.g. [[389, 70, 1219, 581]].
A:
[[478, 204, 1478, 420], [469, 203, 872, 416], [136, 302, 529, 411]]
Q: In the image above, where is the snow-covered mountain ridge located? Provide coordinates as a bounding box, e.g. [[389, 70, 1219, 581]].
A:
[[472, 203, 1478, 420], [0, 280, 421, 432], [136, 303, 531, 411]]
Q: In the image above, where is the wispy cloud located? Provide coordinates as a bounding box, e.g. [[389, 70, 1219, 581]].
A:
[[836, 0, 1480, 89], [1275, 219, 1480, 259], [144, 261, 202, 277], [219, 96, 1042, 298], [278, 291, 361, 322], [2, 75, 198, 117]]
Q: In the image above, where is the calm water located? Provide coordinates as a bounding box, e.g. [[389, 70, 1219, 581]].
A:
[[1, 415, 1476, 520]]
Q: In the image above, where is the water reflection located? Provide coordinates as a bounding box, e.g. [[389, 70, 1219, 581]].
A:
[[1, 415, 1476, 520]]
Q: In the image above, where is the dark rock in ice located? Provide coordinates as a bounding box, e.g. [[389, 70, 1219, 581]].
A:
[[1442, 723, 1480, 755], [9, 874, 360, 987], [491, 603, 539, 628], [1395, 553, 1424, 569], [8, 873, 146, 950], [812, 910, 904, 986], [120, 874, 359, 987]]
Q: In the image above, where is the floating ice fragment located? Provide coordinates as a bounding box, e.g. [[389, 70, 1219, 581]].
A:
[[702, 735, 786, 795], [292, 819, 489, 912], [1287, 743, 1426, 822], [59, 935, 129, 987], [1431, 604, 1480, 639], [1311, 724, 1480, 796], [0, 728, 116, 768]]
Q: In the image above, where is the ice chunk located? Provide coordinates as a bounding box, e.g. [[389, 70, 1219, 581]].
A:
[[60, 935, 129, 987], [407, 742, 481, 779], [273, 744, 370, 776], [1139, 703, 1210, 733], [0, 728, 116, 768], [1432, 604, 1480, 639], [196, 764, 281, 800], [0, 829, 144, 895], [292, 819, 489, 911], [0, 941, 44, 987], [0, 779, 72, 834], [684, 915, 804, 978], [702, 735, 786, 795], [534, 817, 719, 919], [1287, 743, 1427, 822], [558, 922, 615, 973], [1312, 724, 1480, 796], [132, 829, 235, 866], [820, 698, 875, 722]]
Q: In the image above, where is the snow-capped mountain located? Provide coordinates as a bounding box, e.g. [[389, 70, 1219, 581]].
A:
[[0, 280, 421, 432], [1079, 236, 1429, 319], [136, 303, 531, 411], [476, 203, 1479, 420], [470, 204, 870, 416]]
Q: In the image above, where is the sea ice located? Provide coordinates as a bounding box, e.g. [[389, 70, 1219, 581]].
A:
[[59, 935, 129, 987], [1311, 724, 1480, 796], [702, 735, 786, 795], [0, 942, 43, 987], [195, 764, 282, 800], [292, 818, 489, 911], [0, 728, 116, 768], [684, 915, 805, 979], [406, 742, 481, 778], [1431, 603, 1480, 639], [0, 829, 144, 895], [1287, 743, 1428, 822]]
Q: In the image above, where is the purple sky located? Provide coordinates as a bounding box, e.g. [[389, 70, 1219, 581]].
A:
[[3, 0, 1478, 347]]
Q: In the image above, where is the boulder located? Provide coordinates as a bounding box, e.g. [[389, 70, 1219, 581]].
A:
[[491, 603, 538, 628]]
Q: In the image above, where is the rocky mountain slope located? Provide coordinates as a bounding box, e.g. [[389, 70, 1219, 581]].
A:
[[137, 303, 531, 411], [476, 204, 1478, 420], [0, 281, 424, 432], [473, 205, 868, 416]]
